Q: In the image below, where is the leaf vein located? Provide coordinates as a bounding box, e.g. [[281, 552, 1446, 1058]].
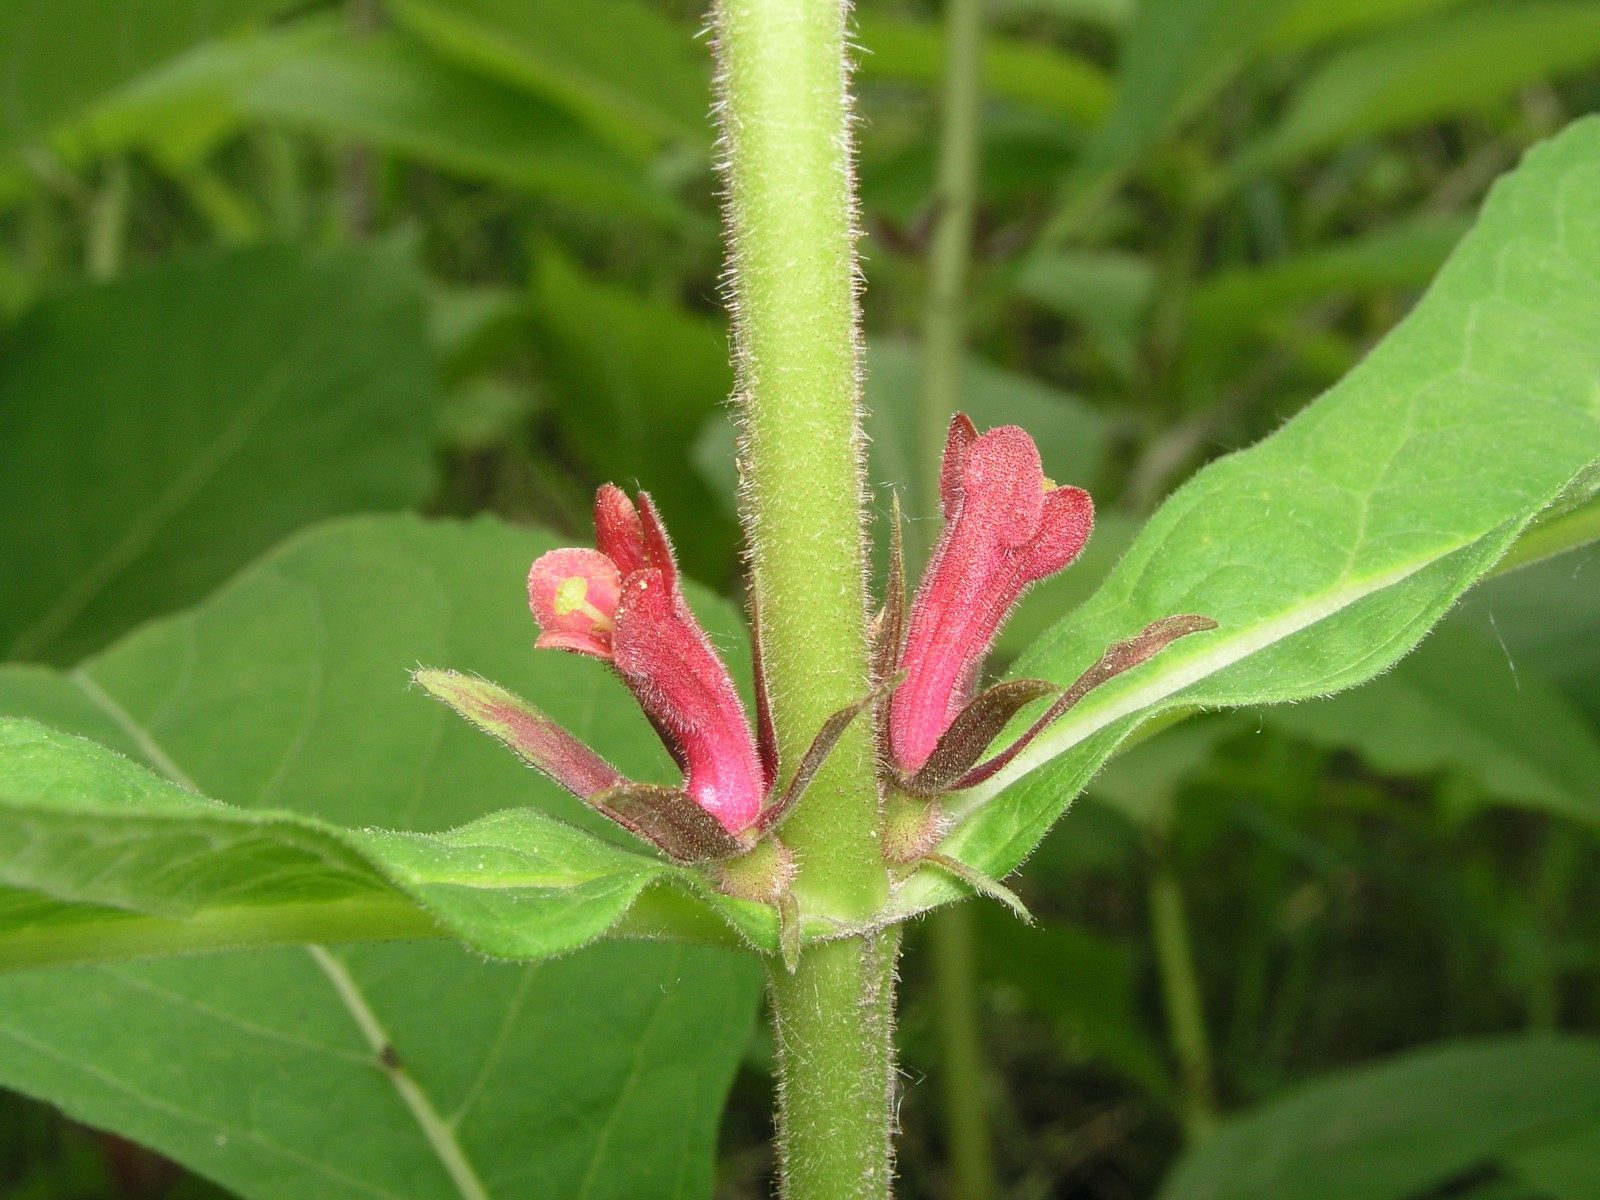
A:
[[309, 946, 494, 1200], [446, 965, 538, 1129], [573, 945, 683, 1200], [97, 963, 373, 1064], [6, 311, 336, 660], [0, 1022, 413, 1200], [68, 669, 203, 793]]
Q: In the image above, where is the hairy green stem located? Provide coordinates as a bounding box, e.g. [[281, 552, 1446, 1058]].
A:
[[713, 0, 882, 918], [712, 2, 894, 1195], [1149, 863, 1217, 1140], [916, 1, 1000, 1195], [768, 932, 901, 1199]]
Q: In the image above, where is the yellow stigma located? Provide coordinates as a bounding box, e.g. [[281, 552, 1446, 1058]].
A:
[[552, 575, 613, 629], [1041, 474, 1057, 491], [553, 576, 589, 616]]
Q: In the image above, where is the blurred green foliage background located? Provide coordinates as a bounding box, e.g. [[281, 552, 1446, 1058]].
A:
[[3, 0, 1600, 1197]]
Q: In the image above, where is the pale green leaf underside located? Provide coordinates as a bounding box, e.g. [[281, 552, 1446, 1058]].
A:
[[0, 719, 674, 969], [901, 118, 1600, 914]]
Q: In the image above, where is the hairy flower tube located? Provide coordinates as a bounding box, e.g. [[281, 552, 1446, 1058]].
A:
[[417, 485, 869, 875], [878, 415, 1215, 809], [887, 415, 1092, 773], [528, 485, 768, 835]]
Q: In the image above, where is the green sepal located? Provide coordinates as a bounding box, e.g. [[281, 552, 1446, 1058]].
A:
[[412, 668, 625, 797], [920, 853, 1032, 924]]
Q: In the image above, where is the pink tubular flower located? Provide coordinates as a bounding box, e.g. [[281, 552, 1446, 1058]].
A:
[[889, 415, 1094, 775], [421, 483, 870, 867], [526, 486, 768, 835]]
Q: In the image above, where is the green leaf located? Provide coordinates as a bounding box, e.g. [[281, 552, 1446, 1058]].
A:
[[0, 242, 435, 665], [0, 515, 772, 964], [239, 31, 682, 223], [1249, 2, 1600, 170], [55, 18, 335, 170], [1261, 0, 1466, 53], [0, 0, 300, 155], [1050, 0, 1487, 219], [0, 941, 758, 1200], [1491, 486, 1600, 575], [429, 284, 528, 384], [0, 514, 763, 1197], [1264, 627, 1600, 828], [388, 0, 710, 156], [530, 251, 739, 580], [901, 119, 1600, 913], [0, 718, 682, 969], [860, 108, 1080, 225], [1458, 542, 1600, 725], [1157, 1036, 1600, 1200], [1087, 713, 1249, 829], [1015, 250, 1156, 379], [994, 0, 1133, 28], [1061, 0, 1295, 199], [1088, 619, 1600, 835], [854, 15, 1111, 126]]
